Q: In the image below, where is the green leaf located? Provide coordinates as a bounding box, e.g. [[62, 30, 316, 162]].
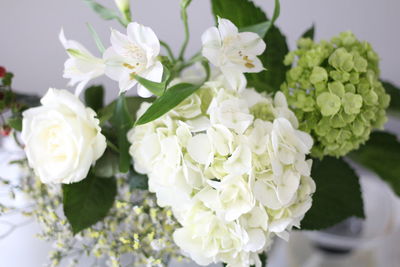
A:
[[128, 168, 148, 190], [62, 172, 117, 234], [1, 72, 14, 86], [86, 23, 106, 54], [111, 94, 134, 173], [349, 131, 400, 196], [382, 81, 400, 114], [7, 116, 22, 131], [301, 157, 364, 230], [135, 82, 200, 125], [211, 0, 289, 93], [83, 0, 127, 26], [240, 0, 280, 38], [98, 96, 152, 125], [134, 67, 171, 97], [84, 85, 104, 112], [241, 21, 272, 39], [94, 150, 119, 178], [301, 24, 315, 40]]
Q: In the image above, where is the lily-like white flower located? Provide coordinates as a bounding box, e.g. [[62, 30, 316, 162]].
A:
[[202, 18, 266, 91], [59, 29, 105, 96], [103, 22, 163, 97]]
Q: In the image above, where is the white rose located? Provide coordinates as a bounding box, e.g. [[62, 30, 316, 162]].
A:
[[21, 88, 106, 184]]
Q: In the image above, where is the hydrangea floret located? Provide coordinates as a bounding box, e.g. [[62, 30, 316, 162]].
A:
[[128, 75, 315, 266], [281, 31, 390, 157]]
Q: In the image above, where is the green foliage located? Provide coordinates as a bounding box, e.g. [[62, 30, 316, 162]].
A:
[[86, 23, 106, 53], [94, 150, 119, 178], [84, 85, 104, 112], [240, 0, 280, 39], [128, 168, 148, 190], [301, 24, 315, 40], [211, 0, 289, 93], [111, 94, 133, 173], [98, 96, 151, 125], [301, 157, 364, 230], [350, 131, 400, 196], [62, 171, 117, 234], [382, 81, 400, 114], [1, 72, 14, 86], [134, 67, 171, 97], [7, 116, 22, 131], [83, 0, 128, 26], [135, 83, 201, 125]]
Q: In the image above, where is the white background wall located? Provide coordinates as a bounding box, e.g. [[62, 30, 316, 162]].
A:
[[0, 0, 400, 266]]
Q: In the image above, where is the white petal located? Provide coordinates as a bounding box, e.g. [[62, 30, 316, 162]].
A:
[[119, 71, 137, 93], [221, 67, 247, 91], [254, 180, 282, 210], [238, 32, 266, 56], [218, 18, 239, 39], [103, 47, 125, 81], [187, 134, 213, 165], [244, 229, 266, 252], [110, 29, 131, 55], [201, 27, 222, 66], [127, 22, 160, 61]]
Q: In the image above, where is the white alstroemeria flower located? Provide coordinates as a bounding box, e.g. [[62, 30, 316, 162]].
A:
[[202, 18, 266, 91], [103, 22, 163, 96], [59, 29, 105, 96]]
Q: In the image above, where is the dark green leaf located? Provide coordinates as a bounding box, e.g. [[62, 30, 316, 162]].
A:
[[241, 21, 272, 39], [134, 67, 170, 97], [111, 94, 133, 173], [301, 157, 364, 230], [211, 0, 289, 93], [382, 81, 400, 114], [94, 150, 119, 178], [1, 72, 14, 86], [62, 172, 117, 234], [128, 168, 148, 190], [7, 116, 22, 131], [13, 92, 41, 107], [135, 83, 200, 125], [301, 24, 315, 40], [98, 96, 152, 125], [83, 0, 127, 26], [84, 85, 104, 112], [350, 131, 400, 196], [240, 0, 280, 38]]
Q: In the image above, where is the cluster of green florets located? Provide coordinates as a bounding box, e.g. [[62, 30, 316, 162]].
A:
[[281, 31, 390, 158]]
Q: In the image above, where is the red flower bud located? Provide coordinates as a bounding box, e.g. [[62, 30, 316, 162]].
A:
[[0, 125, 11, 136], [0, 67, 6, 78]]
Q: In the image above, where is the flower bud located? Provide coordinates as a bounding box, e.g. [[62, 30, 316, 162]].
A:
[[0, 66, 6, 78]]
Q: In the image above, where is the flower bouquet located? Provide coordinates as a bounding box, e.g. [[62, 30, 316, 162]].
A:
[[1, 0, 400, 266]]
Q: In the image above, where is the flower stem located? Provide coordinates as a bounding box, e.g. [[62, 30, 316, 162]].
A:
[[178, 0, 192, 61], [160, 40, 175, 62]]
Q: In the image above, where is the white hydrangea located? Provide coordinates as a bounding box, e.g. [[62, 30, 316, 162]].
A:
[[128, 76, 315, 267]]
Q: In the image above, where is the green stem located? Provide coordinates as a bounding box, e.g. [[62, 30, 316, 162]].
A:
[[178, 0, 192, 60], [160, 40, 175, 62]]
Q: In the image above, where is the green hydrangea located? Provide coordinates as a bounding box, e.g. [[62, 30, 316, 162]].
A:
[[281, 31, 390, 158]]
